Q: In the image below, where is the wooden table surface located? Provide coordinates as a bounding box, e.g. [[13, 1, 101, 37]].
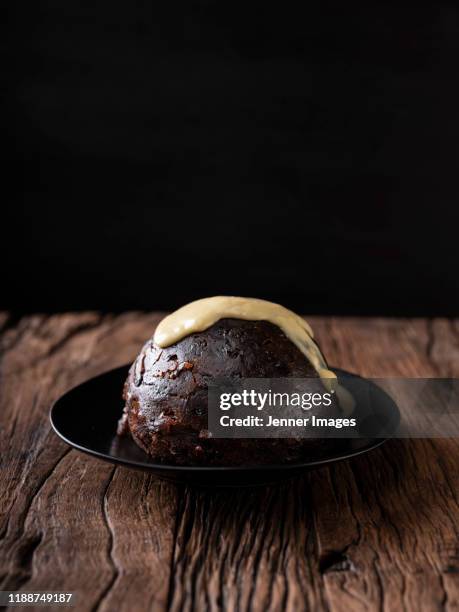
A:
[[0, 313, 458, 612]]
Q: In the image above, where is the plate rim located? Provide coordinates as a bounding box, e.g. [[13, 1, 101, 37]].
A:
[[49, 365, 395, 473]]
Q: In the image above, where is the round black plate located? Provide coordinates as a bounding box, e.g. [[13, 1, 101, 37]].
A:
[[50, 366, 399, 487]]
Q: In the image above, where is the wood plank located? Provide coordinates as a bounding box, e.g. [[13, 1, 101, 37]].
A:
[[167, 478, 328, 612], [311, 317, 459, 612], [0, 312, 177, 612], [168, 317, 459, 612], [1, 314, 458, 611]]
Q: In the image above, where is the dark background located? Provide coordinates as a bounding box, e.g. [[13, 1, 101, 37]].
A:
[[3, 2, 459, 315]]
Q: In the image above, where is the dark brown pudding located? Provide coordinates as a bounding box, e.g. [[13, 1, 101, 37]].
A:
[[118, 318, 342, 466]]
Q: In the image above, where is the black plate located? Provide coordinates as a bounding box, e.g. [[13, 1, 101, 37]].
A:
[[50, 366, 399, 487]]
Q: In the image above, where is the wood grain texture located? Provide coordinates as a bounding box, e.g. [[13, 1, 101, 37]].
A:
[[0, 313, 458, 612]]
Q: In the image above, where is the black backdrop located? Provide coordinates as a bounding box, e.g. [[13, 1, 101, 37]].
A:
[[3, 2, 459, 315]]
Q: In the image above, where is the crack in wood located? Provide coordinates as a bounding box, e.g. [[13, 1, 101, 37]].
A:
[[2, 532, 44, 592], [0, 435, 71, 551], [0, 447, 73, 591], [165, 485, 186, 612], [33, 317, 105, 363], [439, 572, 449, 608], [372, 559, 385, 612], [91, 466, 118, 612], [0, 316, 47, 357], [17, 447, 72, 542], [319, 546, 356, 575]]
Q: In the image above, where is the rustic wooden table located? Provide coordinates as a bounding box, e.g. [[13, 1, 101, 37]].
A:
[[0, 313, 458, 612]]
